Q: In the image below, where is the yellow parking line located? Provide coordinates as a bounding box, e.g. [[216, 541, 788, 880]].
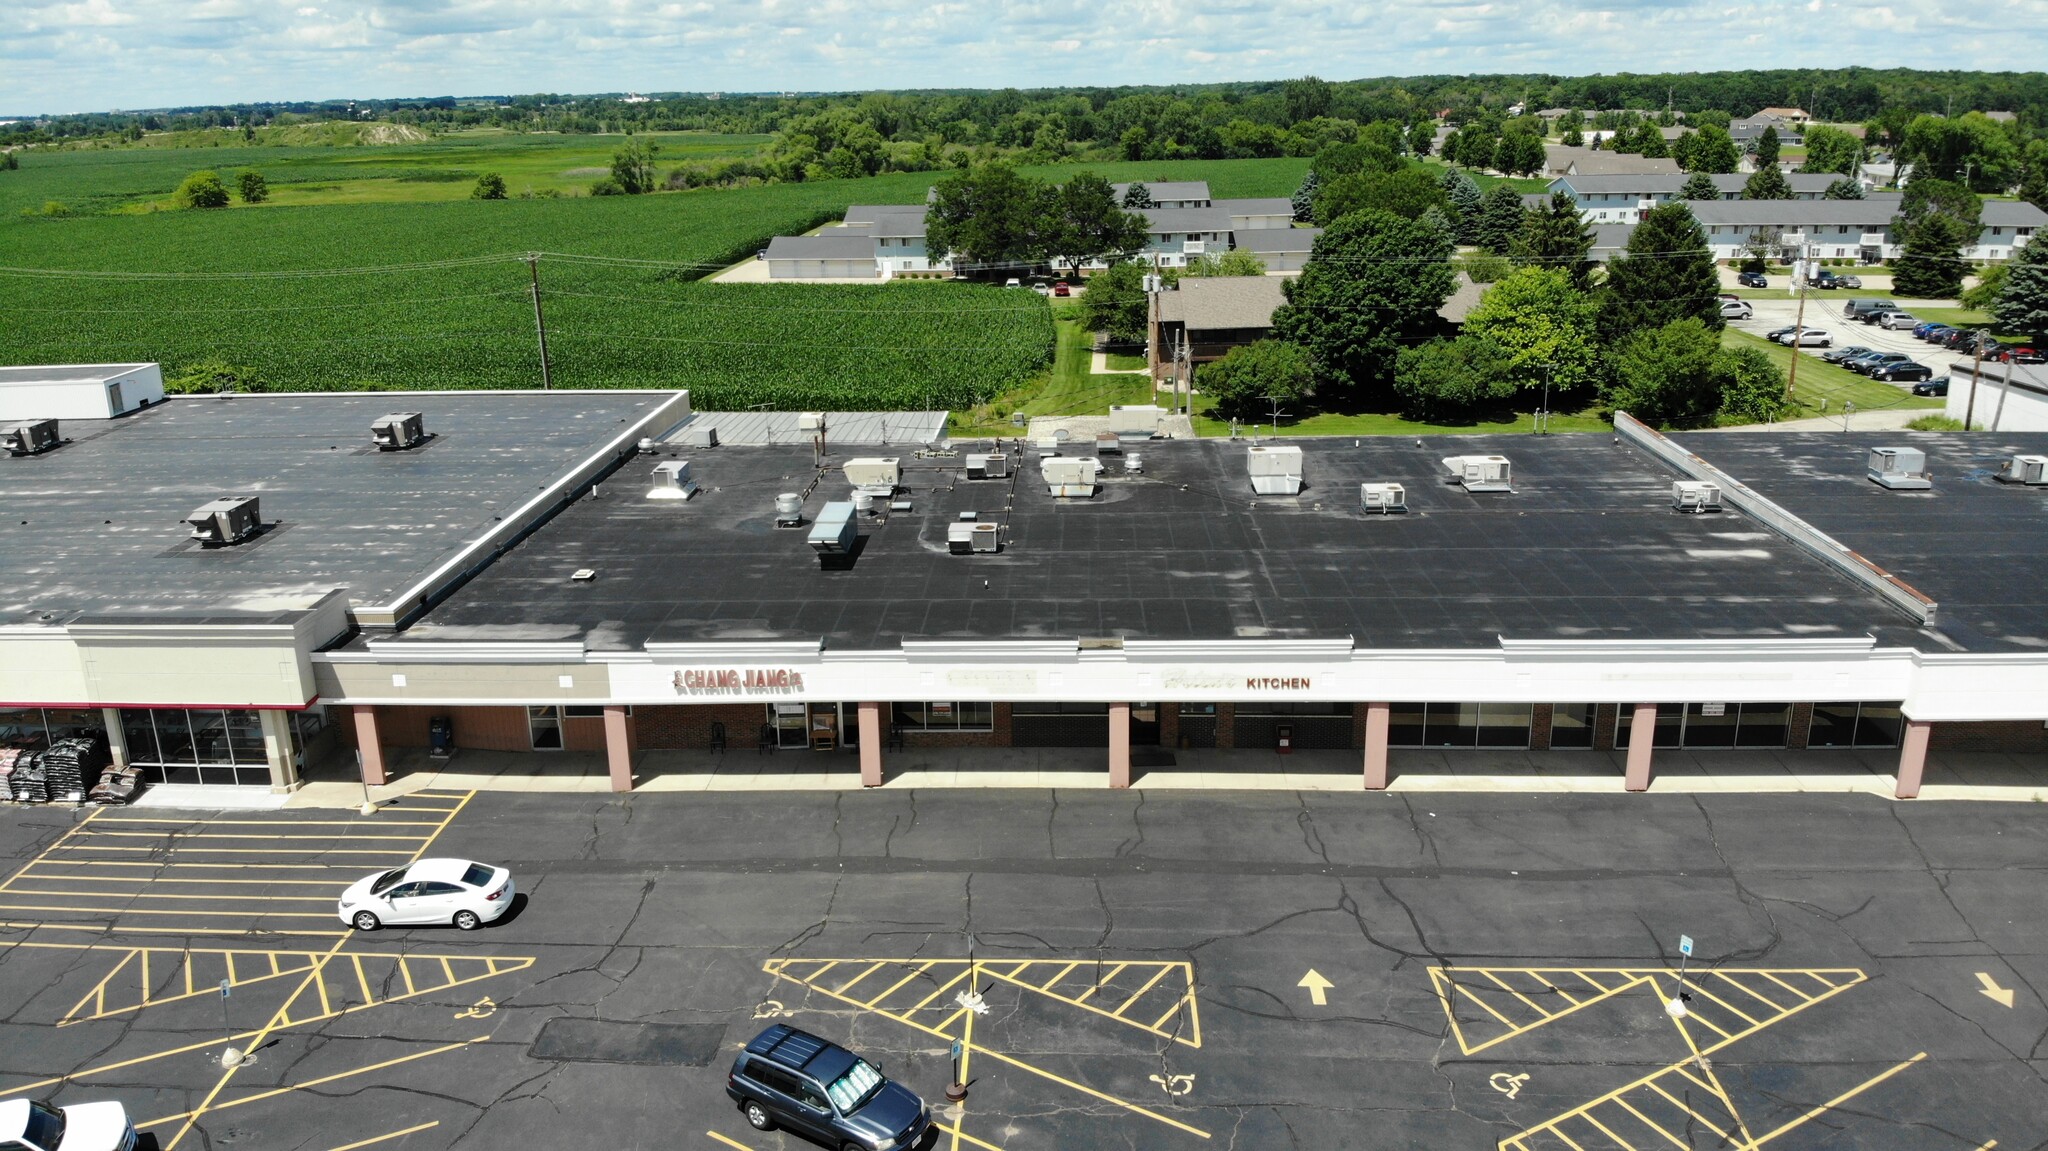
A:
[[903, 967, 973, 1013], [353, 955, 375, 1003], [1711, 970, 1792, 1012], [63, 950, 136, 1023], [1680, 983, 1761, 1027], [76, 831, 432, 841], [1148, 984, 1196, 1032], [706, 1133, 755, 1151], [145, 1036, 488, 1130], [1646, 1080, 1734, 1142], [407, 790, 474, 862], [1757, 970, 1817, 1000], [1577, 1110, 1636, 1149], [1481, 969, 1559, 1021], [1072, 962, 1127, 1004], [1614, 1098, 1690, 1150], [1748, 1053, 1927, 1148], [49, 846, 411, 855], [1108, 963, 1175, 1018], [1451, 980, 1518, 1028], [5, 887, 335, 902], [930, 1118, 1006, 1150], [0, 903, 336, 918], [0, 809, 104, 891], [1037, 961, 1079, 990], [862, 961, 935, 1007], [15, 871, 351, 885], [25, 860, 369, 870], [834, 961, 887, 995], [319, 1121, 439, 1151], [92, 817, 445, 827]]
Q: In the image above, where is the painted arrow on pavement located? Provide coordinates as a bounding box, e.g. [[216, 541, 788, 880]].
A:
[[1299, 969, 1334, 1006], [1977, 972, 2015, 1008]]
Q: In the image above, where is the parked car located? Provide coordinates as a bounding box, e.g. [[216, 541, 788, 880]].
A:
[[1002, 277, 1022, 288], [338, 858, 513, 931], [1763, 326, 1799, 343], [1958, 336, 2003, 358], [0, 1098, 137, 1151], [1781, 328, 1832, 347], [1877, 311, 1918, 330], [727, 1025, 932, 1151], [1870, 361, 1936, 382], [1912, 376, 1951, 396], [1835, 273, 1864, 289], [1719, 299, 1754, 320], [1940, 327, 1973, 349], [1052, 280, 1071, 297], [1845, 351, 1910, 374], [1843, 299, 1897, 322], [1998, 345, 2044, 364], [1807, 269, 1839, 288], [1736, 271, 1769, 288], [1821, 345, 1875, 364], [1914, 322, 1954, 341]]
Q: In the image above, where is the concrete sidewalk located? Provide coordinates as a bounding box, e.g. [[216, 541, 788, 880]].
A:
[[282, 744, 2048, 809]]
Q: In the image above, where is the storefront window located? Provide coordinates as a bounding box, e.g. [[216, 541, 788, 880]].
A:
[[1234, 702, 1351, 716], [1391, 704, 1533, 749], [1011, 702, 1109, 716], [117, 708, 272, 785], [892, 702, 994, 732], [1549, 704, 1596, 749], [1810, 702, 1902, 748], [527, 705, 563, 750], [1618, 703, 1794, 749]]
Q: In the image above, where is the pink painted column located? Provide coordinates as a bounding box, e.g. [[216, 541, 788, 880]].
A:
[[1894, 719, 1932, 799], [1624, 703, 1658, 792], [1363, 701, 1391, 790], [603, 705, 635, 793], [1108, 702, 1132, 789], [352, 706, 387, 787], [858, 702, 884, 787]]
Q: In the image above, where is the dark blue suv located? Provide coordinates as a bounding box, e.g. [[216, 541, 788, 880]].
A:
[[727, 1025, 932, 1151]]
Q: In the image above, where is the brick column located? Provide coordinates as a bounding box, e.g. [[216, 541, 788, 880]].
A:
[[858, 701, 884, 787], [603, 705, 635, 793], [1624, 703, 1657, 792], [1109, 702, 1132, 788], [353, 706, 387, 787], [1894, 719, 1932, 799], [1363, 701, 1391, 790]]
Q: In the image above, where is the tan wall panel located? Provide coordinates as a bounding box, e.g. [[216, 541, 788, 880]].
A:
[[0, 635, 90, 704], [317, 662, 611, 702], [79, 640, 311, 707]]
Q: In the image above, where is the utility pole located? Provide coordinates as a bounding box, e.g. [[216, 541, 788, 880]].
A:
[[1964, 331, 1991, 429], [526, 253, 553, 391], [1175, 329, 1190, 416], [1784, 243, 1812, 402]]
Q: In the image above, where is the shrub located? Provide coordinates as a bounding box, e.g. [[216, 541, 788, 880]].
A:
[[236, 171, 268, 204], [471, 172, 508, 200], [173, 170, 230, 209], [1906, 416, 1966, 431], [588, 177, 626, 196], [1198, 340, 1314, 423]]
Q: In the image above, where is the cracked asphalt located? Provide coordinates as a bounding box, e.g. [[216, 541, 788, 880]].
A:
[[1, 789, 2044, 1151]]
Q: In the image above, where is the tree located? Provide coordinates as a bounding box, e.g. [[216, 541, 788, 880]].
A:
[[1754, 124, 1781, 170], [925, 162, 1052, 276], [1282, 76, 1333, 126], [1678, 172, 1720, 200], [610, 137, 657, 194], [1511, 192, 1597, 290], [1635, 124, 1670, 159], [1674, 125, 1740, 174], [1200, 339, 1314, 422], [1313, 141, 1401, 178], [1718, 344, 1789, 424], [1121, 182, 1156, 209], [1823, 177, 1865, 200], [173, 170, 229, 209], [1743, 165, 1792, 201], [1290, 169, 1318, 224], [235, 170, 268, 204], [1271, 209, 1457, 408], [1960, 261, 2007, 312], [1561, 122, 1584, 147], [1043, 172, 1148, 278], [471, 172, 508, 200], [1992, 235, 2048, 342], [1079, 261, 1151, 343], [1891, 178, 1982, 299], [1460, 267, 1600, 396], [1601, 318, 1726, 428], [1474, 183, 1525, 256], [1177, 248, 1267, 279], [3, 151, 19, 171], [587, 177, 626, 196], [1314, 168, 1446, 224], [1598, 201, 1720, 344], [1799, 125, 1864, 176], [1439, 166, 1482, 245], [1899, 112, 2019, 191], [1392, 335, 1514, 420]]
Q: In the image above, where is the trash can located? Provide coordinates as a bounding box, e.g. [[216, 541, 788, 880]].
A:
[[1276, 724, 1293, 755], [428, 715, 454, 759]]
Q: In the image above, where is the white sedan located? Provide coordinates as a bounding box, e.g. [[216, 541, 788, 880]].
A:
[[1777, 328, 1832, 347], [338, 857, 514, 931], [0, 1098, 137, 1151]]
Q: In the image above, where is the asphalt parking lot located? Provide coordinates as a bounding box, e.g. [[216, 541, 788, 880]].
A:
[[1731, 296, 1964, 384], [2, 789, 2044, 1151]]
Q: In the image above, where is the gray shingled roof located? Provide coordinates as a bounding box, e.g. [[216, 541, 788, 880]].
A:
[[1679, 196, 2048, 230], [1546, 146, 1683, 177], [1156, 276, 1290, 331], [843, 204, 928, 225], [1214, 197, 1295, 216], [1142, 206, 1233, 234], [1233, 227, 1320, 254], [1551, 173, 1842, 196], [764, 234, 880, 260]]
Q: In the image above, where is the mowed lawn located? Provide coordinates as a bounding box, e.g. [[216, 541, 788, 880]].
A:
[[1722, 330, 1943, 416]]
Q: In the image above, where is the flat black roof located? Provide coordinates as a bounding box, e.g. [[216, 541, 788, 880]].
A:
[[397, 433, 1915, 652], [0, 391, 676, 622], [1677, 431, 2048, 653]]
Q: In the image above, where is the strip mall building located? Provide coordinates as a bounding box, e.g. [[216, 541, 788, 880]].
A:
[[3, 367, 2044, 800]]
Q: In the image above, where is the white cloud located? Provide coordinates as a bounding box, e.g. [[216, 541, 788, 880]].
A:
[[0, 0, 2041, 113]]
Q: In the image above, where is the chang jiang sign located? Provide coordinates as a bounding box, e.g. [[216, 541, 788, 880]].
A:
[[673, 668, 807, 696]]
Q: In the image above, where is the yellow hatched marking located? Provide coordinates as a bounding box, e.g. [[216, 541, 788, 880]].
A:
[[0, 809, 105, 893], [1039, 961, 1079, 990], [1646, 1081, 1734, 1142], [269, 953, 281, 977], [834, 961, 887, 996], [1713, 971, 1792, 1012], [92, 817, 446, 827], [1680, 982, 1761, 1027], [1757, 969, 1816, 1000], [1576, 1110, 1635, 1149], [0, 903, 336, 918], [184, 953, 194, 998], [1481, 968, 1560, 1020], [1150, 985, 1197, 1031], [862, 961, 935, 1007], [6, 887, 337, 902], [15, 871, 348, 886], [400, 958, 417, 996], [439, 956, 454, 985], [1072, 962, 1127, 1003], [48, 845, 410, 855], [75, 831, 430, 841], [1747, 1053, 1927, 1148], [1451, 978, 1519, 1027], [144, 1036, 487, 1129], [1679, 1007, 1734, 1041], [1615, 1098, 1690, 1150], [970, 961, 1200, 1047], [320, 1121, 440, 1151], [901, 967, 974, 1013], [931, 1118, 1007, 1151], [353, 955, 376, 1004], [64, 950, 137, 1025], [1108, 963, 1175, 1017], [1575, 970, 1615, 994]]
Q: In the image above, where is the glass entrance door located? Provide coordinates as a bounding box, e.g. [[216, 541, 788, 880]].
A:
[[772, 704, 808, 749]]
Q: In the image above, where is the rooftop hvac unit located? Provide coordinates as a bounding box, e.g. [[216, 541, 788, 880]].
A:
[[842, 457, 900, 489], [1360, 482, 1407, 513], [1247, 444, 1304, 495], [807, 501, 858, 556], [964, 453, 1010, 480], [947, 521, 1000, 554], [1042, 456, 1102, 498], [681, 424, 720, 448], [1096, 432, 1123, 455], [2, 419, 60, 456], [647, 459, 699, 500], [1866, 446, 1931, 490], [1108, 404, 1165, 439], [187, 496, 262, 546], [1994, 454, 2048, 486], [797, 412, 826, 432], [1442, 454, 1512, 493], [370, 412, 427, 451], [774, 492, 804, 525], [1672, 480, 1723, 513]]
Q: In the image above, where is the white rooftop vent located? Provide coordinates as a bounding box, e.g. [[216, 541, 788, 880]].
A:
[[1443, 454, 1512, 493], [2, 419, 60, 456], [1866, 446, 1931, 490], [843, 457, 900, 489], [647, 459, 699, 500], [964, 453, 1010, 480], [1042, 456, 1102, 498], [947, 521, 1000, 554], [1994, 454, 2048, 486], [808, 501, 858, 557], [1360, 482, 1407, 513], [1672, 480, 1723, 513], [186, 496, 262, 546], [1108, 404, 1165, 439], [797, 412, 826, 431], [370, 412, 427, 451], [1247, 444, 1304, 495], [774, 492, 804, 525]]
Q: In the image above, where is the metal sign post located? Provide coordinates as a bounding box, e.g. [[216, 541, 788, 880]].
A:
[[1667, 934, 1694, 1018]]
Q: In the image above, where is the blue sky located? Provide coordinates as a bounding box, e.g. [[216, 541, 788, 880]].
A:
[[4, 0, 2042, 115]]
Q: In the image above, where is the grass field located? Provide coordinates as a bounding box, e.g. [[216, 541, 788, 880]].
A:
[[954, 304, 1155, 434], [1188, 395, 1610, 437], [1722, 330, 1943, 417]]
